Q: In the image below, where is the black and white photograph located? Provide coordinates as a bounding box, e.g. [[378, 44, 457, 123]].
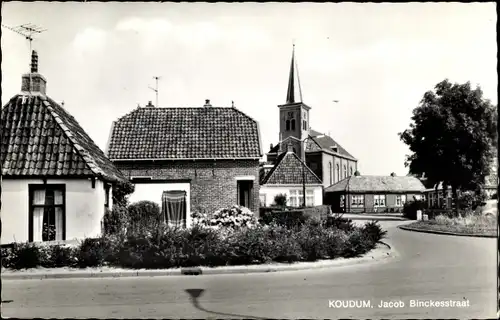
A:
[[1, 2, 498, 319]]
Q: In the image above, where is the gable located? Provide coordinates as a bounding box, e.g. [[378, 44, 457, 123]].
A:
[[262, 151, 322, 185]]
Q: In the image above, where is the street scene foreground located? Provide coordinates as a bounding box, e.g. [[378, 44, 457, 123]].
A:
[[2, 218, 497, 319]]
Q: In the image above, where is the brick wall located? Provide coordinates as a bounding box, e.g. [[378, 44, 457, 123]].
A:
[[115, 159, 260, 215]]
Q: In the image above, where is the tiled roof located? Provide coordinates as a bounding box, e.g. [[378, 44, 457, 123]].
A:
[[325, 175, 426, 193], [308, 129, 356, 159], [107, 107, 262, 160], [266, 130, 356, 160], [261, 151, 322, 185], [1, 94, 127, 182]]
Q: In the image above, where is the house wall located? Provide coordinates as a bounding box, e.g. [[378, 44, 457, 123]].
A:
[[259, 185, 323, 207], [1, 178, 108, 244], [326, 192, 424, 213], [115, 159, 260, 215], [128, 182, 192, 227]]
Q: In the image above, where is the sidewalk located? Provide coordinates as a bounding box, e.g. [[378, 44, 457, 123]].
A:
[[1, 244, 397, 280]]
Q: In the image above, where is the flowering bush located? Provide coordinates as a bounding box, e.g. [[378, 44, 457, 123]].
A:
[[192, 205, 258, 230]]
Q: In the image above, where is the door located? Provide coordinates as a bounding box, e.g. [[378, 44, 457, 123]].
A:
[[237, 180, 253, 209]]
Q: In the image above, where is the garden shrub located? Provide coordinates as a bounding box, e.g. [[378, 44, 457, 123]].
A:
[[7, 243, 42, 269], [128, 201, 163, 236], [403, 200, 425, 220], [260, 209, 308, 229], [77, 238, 109, 268], [362, 221, 388, 245], [103, 205, 129, 236], [41, 244, 77, 268], [303, 205, 332, 221], [322, 213, 355, 232], [273, 193, 288, 207], [192, 205, 258, 230]]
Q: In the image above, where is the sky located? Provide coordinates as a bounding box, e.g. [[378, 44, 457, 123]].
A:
[[2, 2, 497, 176]]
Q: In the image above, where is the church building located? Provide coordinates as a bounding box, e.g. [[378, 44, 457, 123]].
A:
[[260, 46, 358, 207]]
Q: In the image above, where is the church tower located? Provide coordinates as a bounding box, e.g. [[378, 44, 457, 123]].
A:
[[277, 45, 311, 160]]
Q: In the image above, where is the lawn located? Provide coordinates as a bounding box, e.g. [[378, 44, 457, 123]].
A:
[[405, 214, 498, 237]]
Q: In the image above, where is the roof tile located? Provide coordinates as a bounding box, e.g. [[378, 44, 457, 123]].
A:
[[261, 151, 322, 185], [1, 94, 126, 182], [107, 107, 261, 160]]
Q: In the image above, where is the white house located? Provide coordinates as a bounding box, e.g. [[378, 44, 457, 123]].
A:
[[260, 144, 323, 207], [1, 50, 127, 245]]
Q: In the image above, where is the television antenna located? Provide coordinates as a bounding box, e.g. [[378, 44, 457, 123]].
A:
[[148, 76, 161, 107], [1, 23, 47, 92]]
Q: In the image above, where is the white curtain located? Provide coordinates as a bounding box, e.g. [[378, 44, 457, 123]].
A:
[[32, 190, 46, 241], [162, 191, 186, 228]]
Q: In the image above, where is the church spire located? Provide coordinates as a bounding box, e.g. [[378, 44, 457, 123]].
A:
[[286, 44, 303, 104]]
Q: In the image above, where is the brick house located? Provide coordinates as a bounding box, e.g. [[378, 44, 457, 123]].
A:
[[324, 172, 425, 213], [106, 100, 262, 227], [1, 51, 127, 244], [263, 45, 358, 191]]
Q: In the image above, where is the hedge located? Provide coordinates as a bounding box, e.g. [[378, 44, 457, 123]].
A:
[[1, 221, 386, 270]]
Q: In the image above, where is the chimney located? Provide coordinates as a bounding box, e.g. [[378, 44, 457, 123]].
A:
[[287, 142, 294, 153], [21, 50, 47, 95], [145, 101, 154, 108], [270, 143, 274, 151], [204, 99, 212, 107]]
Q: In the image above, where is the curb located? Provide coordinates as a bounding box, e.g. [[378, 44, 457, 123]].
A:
[[1, 246, 397, 280], [398, 224, 498, 238]]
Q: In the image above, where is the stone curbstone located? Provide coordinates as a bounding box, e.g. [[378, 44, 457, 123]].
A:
[[398, 225, 498, 238]]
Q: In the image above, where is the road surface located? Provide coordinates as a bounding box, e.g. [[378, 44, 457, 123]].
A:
[[2, 219, 497, 319]]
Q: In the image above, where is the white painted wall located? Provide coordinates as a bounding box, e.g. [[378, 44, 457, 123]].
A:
[[128, 182, 191, 227], [259, 185, 323, 207], [1, 178, 109, 244]]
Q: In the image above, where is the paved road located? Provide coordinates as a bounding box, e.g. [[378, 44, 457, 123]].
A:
[[2, 220, 497, 319]]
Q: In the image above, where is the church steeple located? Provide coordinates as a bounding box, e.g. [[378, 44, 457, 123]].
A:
[[286, 44, 303, 104]]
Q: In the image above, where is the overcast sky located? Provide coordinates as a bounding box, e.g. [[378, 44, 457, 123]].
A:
[[2, 2, 497, 176]]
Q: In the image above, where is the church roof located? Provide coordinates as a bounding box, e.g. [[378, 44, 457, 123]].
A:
[[107, 106, 262, 160], [267, 130, 356, 160], [261, 148, 322, 185]]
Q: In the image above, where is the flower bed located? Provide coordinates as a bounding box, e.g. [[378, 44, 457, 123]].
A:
[[2, 206, 387, 270], [404, 214, 497, 237]]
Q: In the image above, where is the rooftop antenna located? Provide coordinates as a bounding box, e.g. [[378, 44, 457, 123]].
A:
[[1, 23, 47, 93], [148, 76, 161, 107]]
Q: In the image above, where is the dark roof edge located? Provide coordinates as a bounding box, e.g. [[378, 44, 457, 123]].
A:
[[111, 157, 262, 162], [104, 120, 116, 157]]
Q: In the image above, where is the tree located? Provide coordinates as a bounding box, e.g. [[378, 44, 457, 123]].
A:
[[399, 79, 497, 215], [112, 180, 135, 207]]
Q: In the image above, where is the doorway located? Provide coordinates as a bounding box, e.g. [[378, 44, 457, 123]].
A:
[[237, 180, 253, 209]]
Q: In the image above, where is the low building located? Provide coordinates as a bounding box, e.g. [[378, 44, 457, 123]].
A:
[[106, 99, 262, 227], [1, 51, 127, 244], [324, 172, 425, 213], [260, 143, 323, 207]]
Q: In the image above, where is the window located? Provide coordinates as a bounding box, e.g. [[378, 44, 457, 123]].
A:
[[343, 165, 347, 179], [350, 167, 353, 176], [329, 162, 333, 185], [351, 195, 364, 207], [104, 184, 111, 209], [302, 111, 308, 130], [374, 195, 386, 207], [286, 120, 290, 131], [336, 164, 340, 183], [29, 185, 65, 242], [259, 194, 266, 207], [396, 195, 406, 206], [289, 189, 304, 207], [306, 190, 314, 206], [291, 119, 296, 131]]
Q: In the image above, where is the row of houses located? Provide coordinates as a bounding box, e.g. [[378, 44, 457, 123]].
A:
[[1, 48, 496, 244]]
